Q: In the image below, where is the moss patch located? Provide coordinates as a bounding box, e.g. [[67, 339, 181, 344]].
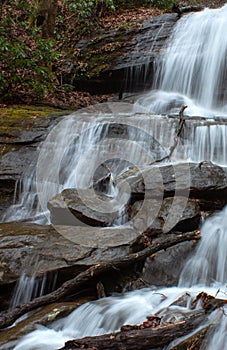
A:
[[0, 105, 62, 143], [0, 105, 60, 128]]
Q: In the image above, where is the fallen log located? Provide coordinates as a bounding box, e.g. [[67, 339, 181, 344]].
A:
[[59, 310, 206, 350], [172, 4, 203, 16], [0, 231, 199, 329], [59, 292, 226, 350]]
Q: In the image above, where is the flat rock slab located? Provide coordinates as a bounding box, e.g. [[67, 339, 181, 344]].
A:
[[0, 222, 139, 287], [116, 162, 227, 205]]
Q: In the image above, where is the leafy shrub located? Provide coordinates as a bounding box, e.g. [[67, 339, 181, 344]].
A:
[[0, 30, 59, 101]]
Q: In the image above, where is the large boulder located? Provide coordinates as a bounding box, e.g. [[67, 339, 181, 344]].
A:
[[0, 222, 141, 284], [130, 196, 200, 234], [116, 162, 227, 210], [48, 188, 122, 226]]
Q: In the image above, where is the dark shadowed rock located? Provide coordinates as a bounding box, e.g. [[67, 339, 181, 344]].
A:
[[141, 240, 196, 286], [131, 197, 200, 234], [116, 162, 227, 210], [66, 14, 178, 94], [48, 188, 121, 226]]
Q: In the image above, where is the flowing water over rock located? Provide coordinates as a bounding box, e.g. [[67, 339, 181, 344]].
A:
[[135, 4, 227, 115], [1, 5, 227, 350], [10, 273, 56, 310], [11, 207, 227, 350], [179, 206, 227, 286], [2, 110, 227, 224]]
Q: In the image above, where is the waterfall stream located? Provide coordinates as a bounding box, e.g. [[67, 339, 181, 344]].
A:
[[135, 4, 227, 115], [1, 4, 227, 350], [12, 207, 227, 350], [2, 114, 227, 224]]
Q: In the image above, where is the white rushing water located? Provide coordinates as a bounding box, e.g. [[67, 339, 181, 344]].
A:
[[2, 5, 227, 224], [2, 5, 227, 350], [12, 207, 227, 350], [179, 206, 227, 287], [136, 4, 227, 115], [2, 111, 227, 224]]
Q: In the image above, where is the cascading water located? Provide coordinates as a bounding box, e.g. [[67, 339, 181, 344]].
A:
[[185, 123, 227, 166], [179, 206, 227, 287], [9, 272, 57, 310], [2, 112, 227, 224], [135, 4, 227, 115], [12, 206, 227, 350], [1, 5, 227, 350], [1, 110, 179, 224]]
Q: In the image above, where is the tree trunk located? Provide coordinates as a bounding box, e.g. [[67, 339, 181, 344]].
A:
[[59, 311, 206, 350], [59, 292, 226, 350], [37, 0, 58, 38]]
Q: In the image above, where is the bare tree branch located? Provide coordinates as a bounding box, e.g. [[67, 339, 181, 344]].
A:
[[0, 231, 199, 330]]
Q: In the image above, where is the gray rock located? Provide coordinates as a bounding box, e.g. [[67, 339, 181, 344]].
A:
[[48, 188, 122, 226], [0, 222, 140, 307], [131, 196, 200, 234], [117, 162, 227, 210], [69, 14, 179, 94], [142, 240, 195, 286], [0, 112, 68, 217]]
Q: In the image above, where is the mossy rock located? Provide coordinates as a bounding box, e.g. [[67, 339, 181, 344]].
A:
[[0, 105, 62, 143]]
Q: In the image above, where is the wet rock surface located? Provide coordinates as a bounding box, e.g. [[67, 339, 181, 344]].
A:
[[141, 240, 195, 286], [117, 162, 227, 210], [69, 14, 178, 94], [48, 188, 121, 227], [0, 110, 70, 217], [0, 221, 141, 308], [131, 196, 200, 234]]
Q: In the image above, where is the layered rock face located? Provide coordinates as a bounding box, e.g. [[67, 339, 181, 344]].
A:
[[0, 110, 68, 217], [66, 14, 179, 94]]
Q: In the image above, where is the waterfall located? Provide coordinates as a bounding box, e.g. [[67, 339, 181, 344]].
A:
[[1, 110, 177, 223], [2, 111, 227, 224], [179, 206, 227, 286], [2, 115, 107, 223], [136, 4, 227, 115], [9, 255, 58, 309], [2, 5, 227, 350], [9, 272, 57, 309], [185, 124, 227, 166], [12, 207, 227, 350]]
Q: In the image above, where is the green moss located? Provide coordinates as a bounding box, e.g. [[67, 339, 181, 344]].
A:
[[0, 105, 70, 167], [0, 105, 60, 125], [0, 105, 61, 142]]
